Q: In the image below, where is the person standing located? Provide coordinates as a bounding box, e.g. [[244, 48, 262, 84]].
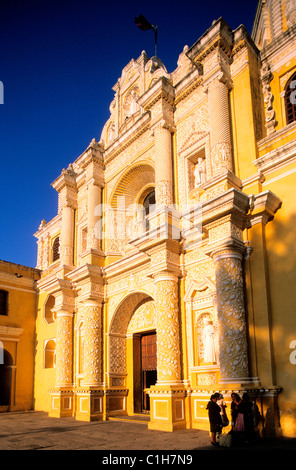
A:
[[206, 393, 222, 446], [231, 392, 241, 428], [236, 393, 255, 444]]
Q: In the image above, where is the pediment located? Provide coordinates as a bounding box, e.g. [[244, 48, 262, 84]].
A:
[[180, 130, 208, 155], [184, 277, 215, 302]]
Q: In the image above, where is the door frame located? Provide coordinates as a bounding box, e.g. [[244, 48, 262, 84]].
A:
[[133, 330, 157, 414]]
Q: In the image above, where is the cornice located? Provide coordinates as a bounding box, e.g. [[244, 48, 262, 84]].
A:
[[0, 271, 38, 290], [247, 190, 282, 226], [36, 276, 72, 296], [66, 263, 104, 303], [202, 188, 250, 228], [232, 25, 260, 60], [186, 17, 233, 64], [137, 76, 175, 111], [260, 24, 296, 63], [103, 251, 149, 281], [0, 326, 24, 340], [0, 259, 40, 279], [51, 167, 77, 193], [79, 141, 104, 170], [174, 68, 202, 105], [255, 127, 296, 173], [34, 212, 62, 238], [66, 263, 103, 285]]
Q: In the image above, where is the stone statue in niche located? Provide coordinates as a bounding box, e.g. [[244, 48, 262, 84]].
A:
[[194, 157, 206, 187], [202, 318, 216, 363]]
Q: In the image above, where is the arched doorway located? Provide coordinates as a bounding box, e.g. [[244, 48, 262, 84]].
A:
[[109, 292, 157, 415], [0, 349, 13, 408]]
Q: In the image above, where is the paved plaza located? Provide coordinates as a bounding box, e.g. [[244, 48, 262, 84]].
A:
[[0, 411, 296, 455]]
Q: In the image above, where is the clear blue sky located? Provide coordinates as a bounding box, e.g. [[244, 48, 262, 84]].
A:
[[0, 0, 258, 268]]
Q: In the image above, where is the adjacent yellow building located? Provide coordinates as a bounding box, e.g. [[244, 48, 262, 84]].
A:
[[0, 260, 40, 412], [1, 0, 296, 438]]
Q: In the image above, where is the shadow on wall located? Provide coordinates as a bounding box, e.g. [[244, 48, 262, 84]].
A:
[[250, 211, 296, 437]]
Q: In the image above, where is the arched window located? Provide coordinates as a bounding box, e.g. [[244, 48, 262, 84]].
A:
[[0, 290, 8, 316], [143, 190, 156, 231], [285, 71, 296, 125], [44, 339, 56, 368], [52, 236, 60, 262], [44, 295, 55, 324]]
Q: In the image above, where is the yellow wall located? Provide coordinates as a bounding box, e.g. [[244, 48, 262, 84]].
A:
[[265, 173, 296, 396], [33, 290, 56, 412], [0, 262, 39, 411], [231, 45, 264, 180]]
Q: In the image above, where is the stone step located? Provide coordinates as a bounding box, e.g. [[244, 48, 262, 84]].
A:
[[108, 414, 150, 424]]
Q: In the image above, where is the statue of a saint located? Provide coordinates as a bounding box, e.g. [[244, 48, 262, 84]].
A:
[[194, 157, 206, 187], [202, 318, 216, 363]]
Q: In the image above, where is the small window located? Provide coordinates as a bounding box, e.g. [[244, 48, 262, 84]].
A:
[[285, 72, 296, 125], [44, 339, 56, 368], [143, 190, 156, 231], [52, 236, 60, 262], [44, 295, 55, 324], [0, 290, 8, 316]]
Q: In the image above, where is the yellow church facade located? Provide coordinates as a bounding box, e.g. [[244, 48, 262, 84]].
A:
[[1, 0, 296, 438]]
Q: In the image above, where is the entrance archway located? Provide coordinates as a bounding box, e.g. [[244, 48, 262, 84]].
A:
[[109, 292, 157, 415]]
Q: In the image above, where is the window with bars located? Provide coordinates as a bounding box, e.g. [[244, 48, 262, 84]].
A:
[[285, 72, 296, 125], [0, 290, 8, 316], [52, 236, 60, 262]]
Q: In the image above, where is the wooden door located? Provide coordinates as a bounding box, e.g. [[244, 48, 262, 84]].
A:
[[141, 332, 157, 412]]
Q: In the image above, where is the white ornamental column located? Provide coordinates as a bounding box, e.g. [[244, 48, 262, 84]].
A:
[[207, 75, 233, 175], [87, 181, 102, 251], [154, 123, 174, 206], [55, 309, 74, 387], [82, 300, 102, 387], [154, 272, 182, 385], [60, 205, 75, 266], [51, 166, 77, 266]]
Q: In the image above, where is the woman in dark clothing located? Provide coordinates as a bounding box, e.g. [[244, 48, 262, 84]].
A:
[[236, 393, 255, 444], [206, 393, 222, 446], [231, 393, 241, 428]]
